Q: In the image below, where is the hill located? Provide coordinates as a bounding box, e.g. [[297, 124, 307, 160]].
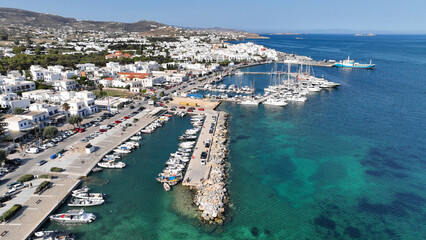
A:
[[0, 8, 166, 32]]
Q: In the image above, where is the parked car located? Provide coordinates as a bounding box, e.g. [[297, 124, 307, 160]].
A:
[[26, 147, 40, 154], [198, 108, 205, 111], [201, 151, 208, 159], [4, 188, 21, 197], [37, 160, 47, 166]]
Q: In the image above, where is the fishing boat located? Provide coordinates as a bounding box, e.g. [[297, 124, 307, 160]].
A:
[[98, 161, 126, 169], [49, 209, 96, 224], [72, 192, 104, 200], [334, 56, 375, 69], [163, 183, 171, 191], [68, 197, 105, 207]]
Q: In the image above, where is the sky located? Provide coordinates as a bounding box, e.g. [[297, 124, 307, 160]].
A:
[[2, 0, 426, 34]]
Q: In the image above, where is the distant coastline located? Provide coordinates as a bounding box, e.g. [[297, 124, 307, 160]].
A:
[[270, 33, 301, 36]]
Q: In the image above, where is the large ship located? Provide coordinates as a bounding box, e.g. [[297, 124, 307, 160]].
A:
[[334, 56, 375, 69]]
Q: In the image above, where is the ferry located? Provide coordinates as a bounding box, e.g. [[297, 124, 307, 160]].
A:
[[334, 56, 375, 69]]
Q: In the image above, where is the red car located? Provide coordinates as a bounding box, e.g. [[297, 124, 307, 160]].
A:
[[187, 109, 193, 112], [115, 120, 122, 124], [198, 108, 204, 111], [78, 128, 86, 133], [99, 129, 107, 132], [179, 106, 185, 109], [124, 116, 130, 119]]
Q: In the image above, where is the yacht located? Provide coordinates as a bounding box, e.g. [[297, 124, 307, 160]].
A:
[[113, 149, 131, 154], [68, 197, 105, 207], [263, 98, 288, 107], [98, 161, 126, 169], [239, 99, 259, 105], [178, 134, 197, 141], [50, 209, 96, 224]]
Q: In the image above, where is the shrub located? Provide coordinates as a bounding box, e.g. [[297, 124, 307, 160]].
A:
[[133, 118, 139, 122], [39, 174, 52, 179], [34, 181, 51, 194], [17, 174, 34, 183], [50, 167, 64, 172], [0, 204, 22, 222]]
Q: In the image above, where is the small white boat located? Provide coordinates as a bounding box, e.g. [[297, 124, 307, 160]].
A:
[[98, 161, 126, 169], [50, 209, 96, 224], [163, 183, 171, 191], [113, 149, 131, 154], [239, 99, 259, 105], [72, 186, 89, 195], [130, 136, 142, 141]]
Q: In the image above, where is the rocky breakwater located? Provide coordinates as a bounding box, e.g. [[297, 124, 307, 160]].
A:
[[195, 112, 230, 225]]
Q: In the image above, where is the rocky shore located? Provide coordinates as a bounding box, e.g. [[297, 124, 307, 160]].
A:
[[194, 112, 230, 225]]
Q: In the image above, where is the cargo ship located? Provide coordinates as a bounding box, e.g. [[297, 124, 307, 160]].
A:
[[334, 56, 375, 69]]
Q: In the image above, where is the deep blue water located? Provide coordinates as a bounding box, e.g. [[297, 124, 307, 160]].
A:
[[45, 35, 426, 239]]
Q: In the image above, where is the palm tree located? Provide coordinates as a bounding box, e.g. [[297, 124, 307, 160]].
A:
[[98, 83, 104, 93]]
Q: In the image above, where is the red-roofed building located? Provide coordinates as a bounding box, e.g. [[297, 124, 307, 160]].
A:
[[105, 50, 133, 59], [117, 72, 150, 80]]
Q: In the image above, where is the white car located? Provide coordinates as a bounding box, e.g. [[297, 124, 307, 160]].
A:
[[26, 147, 40, 154], [5, 188, 21, 196], [40, 145, 49, 150]]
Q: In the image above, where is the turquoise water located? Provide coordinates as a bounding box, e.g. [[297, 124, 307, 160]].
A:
[[44, 35, 426, 239]]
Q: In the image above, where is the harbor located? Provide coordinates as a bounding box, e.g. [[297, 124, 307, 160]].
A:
[[0, 106, 166, 239]]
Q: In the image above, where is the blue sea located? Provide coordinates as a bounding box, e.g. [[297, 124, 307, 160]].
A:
[[44, 35, 426, 239]]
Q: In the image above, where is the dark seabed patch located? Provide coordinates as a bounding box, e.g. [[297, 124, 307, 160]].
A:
[[250, 227, 259, 237], [344, 226, 362, 238], [314, 215, 336, 230], [236, 135, 251, 140], [358, 198, 408, 217]]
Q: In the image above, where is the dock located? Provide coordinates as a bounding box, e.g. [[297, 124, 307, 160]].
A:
[[182, 110, 218, 187]]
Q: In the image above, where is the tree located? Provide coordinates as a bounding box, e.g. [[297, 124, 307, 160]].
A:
[[43, 126, 58, 139], [0, 149, 7, 165], [67, 115, 83, 128], [125, 84, 131, 91], [0, 115, 7, 137], [62, 103, 70, 111], [141, 89, 147, 94], [13, 107, 24, 115], [159, 92, 165, 97], [98, 83, 104, 92]]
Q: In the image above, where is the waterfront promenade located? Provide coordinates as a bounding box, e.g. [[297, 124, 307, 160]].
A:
[[0, 105, 160, 239]]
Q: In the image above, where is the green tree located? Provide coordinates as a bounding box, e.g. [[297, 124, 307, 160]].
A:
[[67, 115, 83, 128], [0, 115, 7, 137], [62, 103, 70, 111], [159, 92, 165, 97], [0, 149, 7, 165], [98, 83, 104, 92], [141, 89, 147, 94], [13, 107, 24, 115], [42, 126, 58, 139], [125, 84, 131, 91]]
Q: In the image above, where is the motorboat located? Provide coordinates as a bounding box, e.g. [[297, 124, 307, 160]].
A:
[[98, 161, 126, 169], [130, 136, 142, 141], [72, 186, 89, 195], [68, 197, 105, 207], [239, 99, 259, 105], [33, 231, 75, 240], [263, 98, 288, 107], [72, 192, 105, 200], [49, 209, 96, 224]]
